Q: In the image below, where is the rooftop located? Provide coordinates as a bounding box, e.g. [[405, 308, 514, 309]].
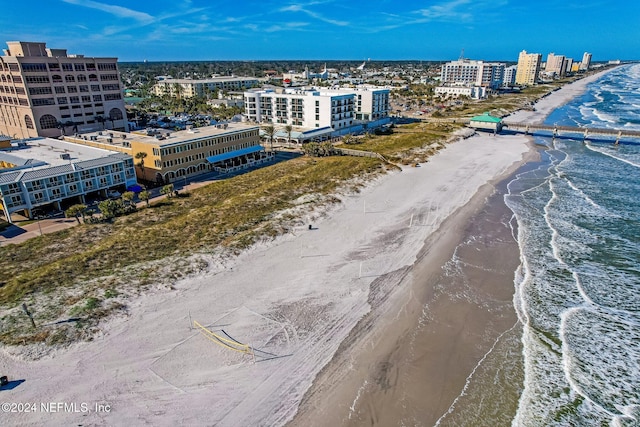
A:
[[470, 112, 503, 123], [73, 122, 259, 147], [0, 137, 121, 168]]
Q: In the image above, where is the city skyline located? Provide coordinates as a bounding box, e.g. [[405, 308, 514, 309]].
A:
[[1, 0, 638, 62]]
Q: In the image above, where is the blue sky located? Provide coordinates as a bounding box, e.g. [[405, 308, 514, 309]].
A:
[[1, 0, 638, 62]]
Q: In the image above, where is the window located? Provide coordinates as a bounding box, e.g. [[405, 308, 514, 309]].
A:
[[69, 96, 80, 104], [48, 63, 61, 71], [100, 74, 119, 81], [25, 75, 50, 84], [90, 84, 100, 91], [79, 85, 89, 92], [54, 86, 66, 94], [68, 184, 78, 193], [57, 97, 68, 104], [85, 63, 96, 71], [67, 86, 78, 93], [74, 63, 85, 71], [105, 93, 122, 101], [52, 74, 62, 83], [24, 115, 34, 129], [77, 74, 87, 82], [32, 98, 55, 106], [81, 95, 91, 103], [97, 63, 117, 71], [21, 63, 47, 72], [93, 94, 102, 102], [101, 84, 120, 91], [28, 87, 53, 95], [65, 75, 75, 82]]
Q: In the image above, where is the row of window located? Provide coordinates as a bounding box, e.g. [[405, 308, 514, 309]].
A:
[[157, 131, 259, 157], [161, 142, 255, 169], [0, 74, 22, 83], [20, 62, 117, 72]]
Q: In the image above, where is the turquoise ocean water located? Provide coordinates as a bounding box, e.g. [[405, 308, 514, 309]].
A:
[[507, 65, 640, 426]]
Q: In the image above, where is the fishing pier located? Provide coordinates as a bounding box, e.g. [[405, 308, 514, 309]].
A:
[[502, 122, 640, 144]]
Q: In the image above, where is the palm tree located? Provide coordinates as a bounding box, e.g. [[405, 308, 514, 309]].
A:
[[134, 152, 148, 179], [284, 124, 293, 145], [262, 124, 275, 152]]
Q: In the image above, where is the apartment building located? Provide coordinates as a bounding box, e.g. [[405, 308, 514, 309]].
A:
[[515, 50, 542, 86], [0, 41, 126, 139], [440, 59, 505, 89], [580, 52, 592, 71], [502, 65, 517, 87], [546, 53, 568, 78], [244, 88, 355, 132], [152, 77, 260, 98], [62, 123, 263, 183], [0, 137, 136, 222]]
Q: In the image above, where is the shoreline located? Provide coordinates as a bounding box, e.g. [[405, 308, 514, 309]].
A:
[[290, 142, 539, 426], [0, 69, 616, 426], [289, 69, 617, 425]]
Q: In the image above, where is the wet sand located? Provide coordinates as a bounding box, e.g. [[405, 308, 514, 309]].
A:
[[291, 146, 539, 426]]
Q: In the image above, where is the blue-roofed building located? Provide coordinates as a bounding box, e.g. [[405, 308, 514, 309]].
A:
[[0, 137, 136, 222]]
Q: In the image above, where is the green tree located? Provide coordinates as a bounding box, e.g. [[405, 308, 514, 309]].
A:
[[139, 190, 151, 207], [160, 184, 175, 198], [134, 152, 148, 178], [122, 191, 135, 206], [65, 204, 87, 224], [98, 199, 124, 220], [284, 124, 293, 145], [262, 125, 275, 152]]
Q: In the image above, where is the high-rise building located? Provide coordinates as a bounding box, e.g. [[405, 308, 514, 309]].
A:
[[502, 65, 518, 87], [440, 59, 505, 89], [580, 52, 592, 71], [546, 53, 568, 78], [515, 50, 542, 85], [0, 41, 126, 139]]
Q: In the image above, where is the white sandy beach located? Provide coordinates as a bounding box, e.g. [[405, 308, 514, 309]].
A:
[[0, 71, 610, 426]]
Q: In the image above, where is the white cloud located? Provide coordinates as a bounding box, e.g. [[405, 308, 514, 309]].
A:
[[280, 4, 349, 26], [61, 0, 154, 23]]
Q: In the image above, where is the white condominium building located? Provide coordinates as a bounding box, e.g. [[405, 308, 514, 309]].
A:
[[152, 77, 260, 98], [0, 41, 127, 139], [502, 65, 518, 87], [244, 88, 355, 131], [244, 86, 390, 135], [515, 50, 542, 85], [440, 59, 506, 89], [580, 52, 592, 70]]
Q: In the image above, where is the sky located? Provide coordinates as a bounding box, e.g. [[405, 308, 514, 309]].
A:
[[0, 0, 638, 62]]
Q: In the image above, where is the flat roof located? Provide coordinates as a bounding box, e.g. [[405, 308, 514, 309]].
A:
[[0, 137, 131, 184], [157, 76, 259, 84], [77, 123, 259, 147], [0, 137, 121, 167]]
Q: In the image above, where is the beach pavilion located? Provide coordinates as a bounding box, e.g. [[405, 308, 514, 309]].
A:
[[469, 113, 503, 133]]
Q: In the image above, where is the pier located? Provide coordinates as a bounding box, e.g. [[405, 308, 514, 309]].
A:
[[502, 122, 640, 144]]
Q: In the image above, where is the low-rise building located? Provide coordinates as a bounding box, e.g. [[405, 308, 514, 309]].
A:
[[0, 137, 136, 222], [469, 112, 503, 133], [152, 77, 260, 98], [62, 123, 265, 183], [435, 85, 487, 99]]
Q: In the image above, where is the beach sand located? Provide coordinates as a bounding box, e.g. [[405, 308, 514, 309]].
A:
[[0, 70, 612, 426]]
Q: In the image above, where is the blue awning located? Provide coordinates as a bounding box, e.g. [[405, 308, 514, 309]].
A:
[[206, 145, 264, 164]]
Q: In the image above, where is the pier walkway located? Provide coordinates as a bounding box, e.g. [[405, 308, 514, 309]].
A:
[[502, 122, 640, 143]]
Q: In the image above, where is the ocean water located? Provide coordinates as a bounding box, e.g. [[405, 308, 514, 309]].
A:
[[507, 65, 640, 426]]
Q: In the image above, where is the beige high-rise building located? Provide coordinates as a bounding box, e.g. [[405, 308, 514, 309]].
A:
[[546, 53, 568, 78], [0, 41, 126, 139], [515, 50, 542, 86]]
